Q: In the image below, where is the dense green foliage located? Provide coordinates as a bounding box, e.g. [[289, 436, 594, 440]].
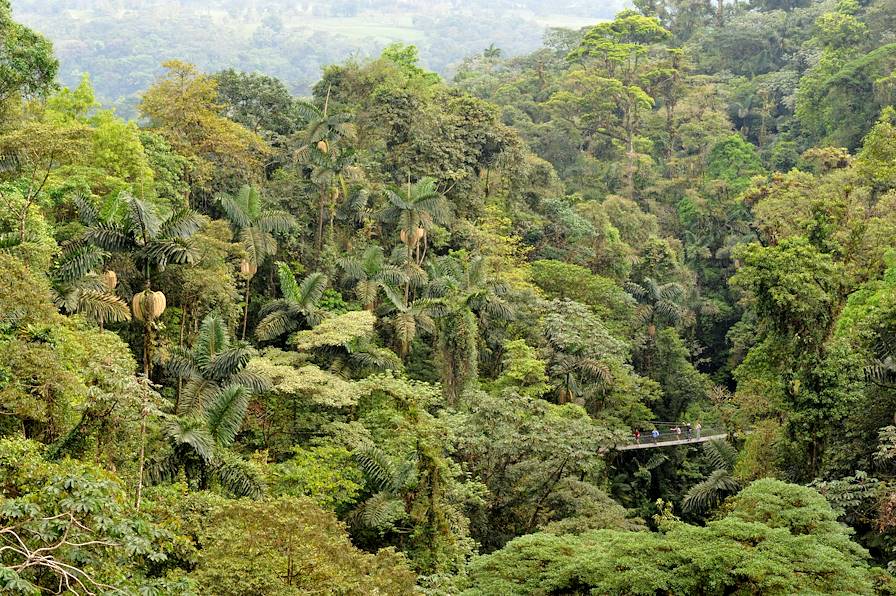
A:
[[3, 0, 896, 592]]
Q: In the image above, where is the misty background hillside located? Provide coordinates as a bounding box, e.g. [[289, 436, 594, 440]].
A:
[[13, 0, 623, 114]]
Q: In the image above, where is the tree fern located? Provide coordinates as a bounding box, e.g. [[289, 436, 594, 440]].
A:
[[682, 439, 741, 513], [354, 446, 399, 492]]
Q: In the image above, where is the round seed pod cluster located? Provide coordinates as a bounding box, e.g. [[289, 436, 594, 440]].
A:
[[132, 289, 167, 322]]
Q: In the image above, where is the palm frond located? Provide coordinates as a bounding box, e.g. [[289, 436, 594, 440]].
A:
[[659, 282, 685, 302], [167, 349, 199, 380], [179, 379, 221, 416], [381, 284, 407, 311], [338, 254, 367, 283], [206, 345, 255, 381], [74, 289, 131, 323], [349, 345, 403, 371], [704, 439, 738, 471], [624, 281, 647, 300], [212, 449, 266, 498], [85, 222, 131, 251], [71, 193, 99, 226], [275, 261, 302, 303], [255, 308, 297, 341], [393, 312, 417, 349], [480, 295, 514, 321], [216, 186, 253, 228], [53, 242, 107, 283], [142, 238, 198, 266], [124, 194, 162, 241], [353, 493, 407, 532], [229, 370, 271, 394], [682, 469, 740, 513], [241, 226, 277, 267], [195, 313, 229, 367], [655, 300, 682, 323], [577, 358, 612, 384], [297, 271, 327, 309], [294, 100, 323, 124], [164, 416, 215, 463], [159, 208, 203, 240], [255, 210, 296, 234], [205, 384, 249, 447]]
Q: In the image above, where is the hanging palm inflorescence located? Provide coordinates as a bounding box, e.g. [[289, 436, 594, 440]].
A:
[[50, 237, 130, 327], [78, 191, 202, 374], [380, 177, 452, 271], [255, 261, 328, 342], [216, 185, 296, 338]]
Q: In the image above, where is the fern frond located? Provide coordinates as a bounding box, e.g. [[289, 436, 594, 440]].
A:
[[354, 446, 397, 492], [682, 469, 740, 513]]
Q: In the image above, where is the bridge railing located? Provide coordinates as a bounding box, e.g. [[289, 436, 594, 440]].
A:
[[625, 428, 726, 447]]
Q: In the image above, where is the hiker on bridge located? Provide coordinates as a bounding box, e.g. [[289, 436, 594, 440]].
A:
[[686, 422, 692, 440], [651, 428, 660, 444], [634, 429, 641, 444], [695, 422, 702, 439]]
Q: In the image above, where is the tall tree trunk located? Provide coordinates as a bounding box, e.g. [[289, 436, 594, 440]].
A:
[[135, 391, 148, 510], [315, 189, 326, 263], [143, 322, 152, 378], [241, 280, 251, 340]]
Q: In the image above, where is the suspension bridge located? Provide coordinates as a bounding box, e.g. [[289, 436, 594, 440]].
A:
[[615, 422, 728, 451]]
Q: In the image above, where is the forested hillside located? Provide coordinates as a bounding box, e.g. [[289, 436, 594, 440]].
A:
[[12, 0, 620, 116], [2, 0, 896, 593]]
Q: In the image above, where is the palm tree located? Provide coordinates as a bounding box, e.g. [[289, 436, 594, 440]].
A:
[[216, 185, 296, 338], [380, 285, 438, 360], [380, 177, 452, 270], [150, 314, 270, 499], [426, 255, 512, 403], [866, 331, 896, 390], [81, 192, 201, 276], [49, 239, 130, 327], [255, 262, 327, 342], [293, 97, 359, 261], [541, 309, 613, 405], [682, 439, 740, 514], [78, 192, 202, 375], [294, 95, 355, 151], [168, 313, 269, 415], [337, 245, 407, 311], [624, 277, 685, 337], [350, 445, 415, 535], [149, 412, 266, 499], [483, 43, 503, 59]]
